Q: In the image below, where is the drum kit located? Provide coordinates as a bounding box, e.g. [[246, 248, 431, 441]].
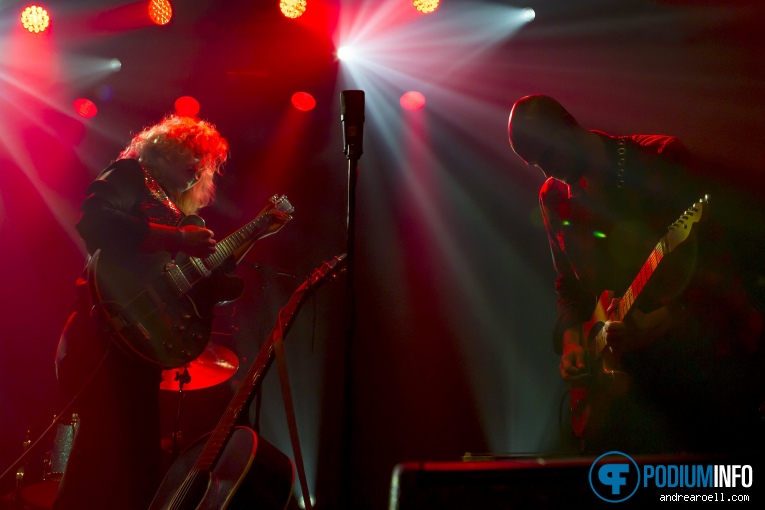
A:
[[9, 342, 239, 510]]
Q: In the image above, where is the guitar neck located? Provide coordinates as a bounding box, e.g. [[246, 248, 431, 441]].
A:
[[204, 215, 272, 271], [193, 283, 310, 471], [613, 238, 667, 322], [592, 238, 667, 355], [189, 254, 346, 472], [176, 214, 273, 289]]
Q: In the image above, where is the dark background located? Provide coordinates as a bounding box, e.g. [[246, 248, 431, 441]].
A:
[[1, 1, 763, 508]]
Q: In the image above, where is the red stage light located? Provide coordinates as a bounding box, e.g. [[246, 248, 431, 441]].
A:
[[291, 92, 316, 112], [148, 0, 173, 26], [74, 98, 98, 118], [175, 96, 200, 117], [280, 0, 307, 19], [400, 91, 426, 111], [20, 5, 50, 33], [413, 0, 439, 14]]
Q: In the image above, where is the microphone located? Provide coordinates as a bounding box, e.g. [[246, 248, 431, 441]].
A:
[[340, 90, 365, 160]]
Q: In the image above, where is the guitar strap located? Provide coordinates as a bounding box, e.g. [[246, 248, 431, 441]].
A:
[[274, 335, 314, 510]]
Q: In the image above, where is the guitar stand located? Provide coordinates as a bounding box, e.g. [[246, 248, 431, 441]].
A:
[[170, 366, 192, 459]]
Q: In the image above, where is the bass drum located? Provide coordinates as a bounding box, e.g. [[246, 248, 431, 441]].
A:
[[20, 414, 78, 510]]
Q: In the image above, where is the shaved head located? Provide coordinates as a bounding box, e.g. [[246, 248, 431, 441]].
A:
[[507, 95, 591, 183], [508, 95, 579, 165]]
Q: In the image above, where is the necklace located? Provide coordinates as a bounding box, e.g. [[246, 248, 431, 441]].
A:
[[616, 138, 627, 189], [615, 137, 627, 189]]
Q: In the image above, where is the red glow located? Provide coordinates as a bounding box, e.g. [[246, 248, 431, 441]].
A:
[[74, 98, 98, 118], [148, 0, 173, 26], [291, 92, 316, 111], [21, 5, 50, 33], [400, 91, 426, 111], [174, 96, 200, 118]]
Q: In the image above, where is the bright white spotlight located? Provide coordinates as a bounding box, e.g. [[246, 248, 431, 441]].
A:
[[336, 46, 356, 62], [521, 8, 535, 22], [109, 58, 122, 71]]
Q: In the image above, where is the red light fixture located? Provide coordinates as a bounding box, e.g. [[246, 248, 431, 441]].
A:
[[74, 98, 98, 118], [280, 0, 307, 19], [20, 5, 50, 33], [413, 0, 439, 14], [148, 0, 173, 26], [174, 96, 200, 118], [291, 92, 316, 112], [400, 91, 426, 111]]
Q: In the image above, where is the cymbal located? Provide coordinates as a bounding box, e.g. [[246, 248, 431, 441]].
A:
[[160, 343, 239, 391]]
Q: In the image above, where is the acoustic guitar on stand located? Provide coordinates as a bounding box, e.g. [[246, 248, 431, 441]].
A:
[[149, 254, 347, 510], [570, 195, 709, 442]]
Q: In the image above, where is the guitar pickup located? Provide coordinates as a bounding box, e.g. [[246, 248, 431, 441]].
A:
[[164, 263, 192, 295]]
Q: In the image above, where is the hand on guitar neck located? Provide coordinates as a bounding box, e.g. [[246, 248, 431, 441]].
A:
[[251, 201, 293, 240], [138, 203, 292, 259], [559, 299, 680, 383], [140, 223, 217, 258], [604, 299, 677, 350]]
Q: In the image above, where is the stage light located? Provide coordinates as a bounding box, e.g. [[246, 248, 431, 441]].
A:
[[20, 5, 50, 33], [291, 92, 316, 112], [521, 8, 535, 22], [336, 46, 356, 61], [413, 0, 439, 14], [148, 0, 173, 26], [400, 91, 426, 111], [174, 96, 200, 117], [74, 98, 98, 118], [109, 58, 122, 71], [280, 0, 307, 19]]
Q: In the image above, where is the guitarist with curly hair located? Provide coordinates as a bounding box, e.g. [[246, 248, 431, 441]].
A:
[[53, 115, 292, 510]]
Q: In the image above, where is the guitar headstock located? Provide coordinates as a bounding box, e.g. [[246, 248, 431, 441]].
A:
[[666, 194, 709, 252], [270, 194, 295, 215]]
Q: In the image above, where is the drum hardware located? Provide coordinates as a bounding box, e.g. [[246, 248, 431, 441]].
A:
[[159, 343, 239, 459], [18, 414, 78, 510]]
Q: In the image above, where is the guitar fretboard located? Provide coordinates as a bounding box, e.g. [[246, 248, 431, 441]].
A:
[[188, 254, 345, 472], [180, 215, 272, 286], [203, 217, 269, 270], [616, 241, 665, 321], [594, 239, 666, 354]]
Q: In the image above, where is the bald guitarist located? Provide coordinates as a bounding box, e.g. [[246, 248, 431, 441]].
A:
[[507, 95, 763, 454]]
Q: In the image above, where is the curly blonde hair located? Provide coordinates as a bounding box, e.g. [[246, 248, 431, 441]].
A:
[[119, 115, 229, 215]]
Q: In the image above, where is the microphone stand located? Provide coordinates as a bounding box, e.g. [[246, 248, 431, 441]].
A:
[[340, 90, 364, 510]]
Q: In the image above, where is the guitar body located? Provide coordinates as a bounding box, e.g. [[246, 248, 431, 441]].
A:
[[569, 290, 631, 441], [86, 195, 294, 369], [568, 196, 709, 445], [150, 427, 294, 510], [87, 240, 244, 369]]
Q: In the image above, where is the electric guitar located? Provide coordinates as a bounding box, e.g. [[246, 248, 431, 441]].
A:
[[149, 254, 347, 510], [570, 195, 709, 441], [87, 195, 294, 369]]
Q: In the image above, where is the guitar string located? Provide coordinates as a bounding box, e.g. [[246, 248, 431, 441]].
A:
[[115, 215, 271, 326]]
